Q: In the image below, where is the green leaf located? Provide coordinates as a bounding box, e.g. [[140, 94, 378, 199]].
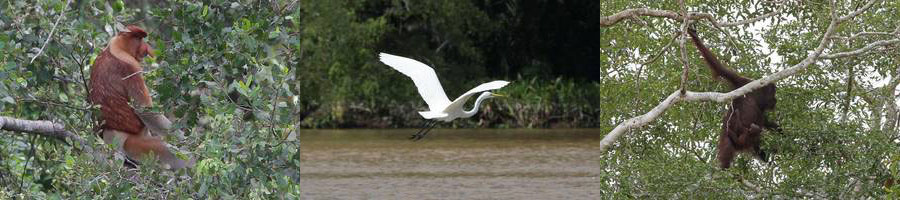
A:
[[1, 97, 13, 104], [58, 93, 68, 102]]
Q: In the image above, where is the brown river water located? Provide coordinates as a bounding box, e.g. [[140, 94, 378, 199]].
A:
[[299, 129, 603, 199]]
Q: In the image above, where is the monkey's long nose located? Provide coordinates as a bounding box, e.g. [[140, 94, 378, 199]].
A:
[[147, 47, 156, 58]]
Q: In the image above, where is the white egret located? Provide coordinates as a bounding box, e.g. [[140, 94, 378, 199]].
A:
[[379, 53, 510, 140]]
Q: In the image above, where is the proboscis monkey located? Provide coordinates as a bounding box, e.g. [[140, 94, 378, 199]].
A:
[[89, 25, 191, 169]]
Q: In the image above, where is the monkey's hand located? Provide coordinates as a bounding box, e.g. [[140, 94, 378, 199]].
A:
[[139, 112, 172, 136]]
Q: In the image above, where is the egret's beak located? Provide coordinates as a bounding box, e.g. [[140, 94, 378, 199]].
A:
[[491, 93, 507, 97]]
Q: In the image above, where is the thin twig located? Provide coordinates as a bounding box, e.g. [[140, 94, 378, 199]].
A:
[[29, 0, 72, 64], [121, 71, 144, 80], [641, 31, 681, 65]]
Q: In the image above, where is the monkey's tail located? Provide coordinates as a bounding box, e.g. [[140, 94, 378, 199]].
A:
[[686, 27, 752, 88]]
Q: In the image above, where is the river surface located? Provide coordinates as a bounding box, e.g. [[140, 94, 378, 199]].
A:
[[299, 129, 602, 199]]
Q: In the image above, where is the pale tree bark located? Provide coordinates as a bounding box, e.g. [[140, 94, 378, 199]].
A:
[[600, 8, 781, 28], [600, 0, 899, 151], [0, 116, 108, 164], [877, 58, 900, 134]]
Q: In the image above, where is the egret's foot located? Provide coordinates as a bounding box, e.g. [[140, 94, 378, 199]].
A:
[[410, 130, 432, 141], [409, 133, 424, 141]]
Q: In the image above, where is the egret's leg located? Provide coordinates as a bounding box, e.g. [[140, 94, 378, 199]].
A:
[[409, 120, 431, 140], [420, 122, 438, 139], [411, 121, 438, 141], [410, 121, 437, 140]]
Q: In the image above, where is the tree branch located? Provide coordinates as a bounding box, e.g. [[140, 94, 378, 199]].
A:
[[820, 38, 900, 59], [830, 31, 899, 41], [600, 8, 712, 27], [837, 0, 880, 22], [600, 8, 780, 28], [718, 10, 782, 27], [0, 116, 108, 164], [1, 116, 76, 142]]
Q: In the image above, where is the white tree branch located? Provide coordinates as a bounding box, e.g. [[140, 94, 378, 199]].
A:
[[0, 116, 108, 164], [1, 116, 77, 141], [837, 0, 880, 22], [830, 31, 899, 41], [600, 8, 780, 28], [718, 9, 782, 27], [820, 38, 900, 59]]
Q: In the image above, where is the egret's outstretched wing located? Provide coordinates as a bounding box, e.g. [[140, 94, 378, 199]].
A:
[[445, 80, 510, 111], [379, 53, 451, 111]]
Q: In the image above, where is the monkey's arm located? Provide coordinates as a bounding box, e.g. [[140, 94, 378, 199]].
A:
[[139, 112, 172, 136], [121, 66, 171, 135], [122, 72, 153, 107], [686, 27, 753, 88]]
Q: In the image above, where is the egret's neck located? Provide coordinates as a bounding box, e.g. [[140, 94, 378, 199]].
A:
[[462, 93, 491, 118]]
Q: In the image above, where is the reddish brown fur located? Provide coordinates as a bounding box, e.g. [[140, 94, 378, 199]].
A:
[[90, 26, 152, 135], [89, 25, 188, 169], [687, 27, 781, 169]]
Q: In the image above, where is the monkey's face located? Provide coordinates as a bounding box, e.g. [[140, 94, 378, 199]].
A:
[[117, 26, 153, 61]]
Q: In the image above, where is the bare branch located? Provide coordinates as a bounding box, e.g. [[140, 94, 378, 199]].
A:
[[718, 9, 782, 27], [600, 8, 779, 28], [830, 31, 898, 41], [0, 116, 108, 164], [1, 116, 76, 142], [838, 0, 881, 22], [820, 38, 900, 59], [600, 8, 712, 27]]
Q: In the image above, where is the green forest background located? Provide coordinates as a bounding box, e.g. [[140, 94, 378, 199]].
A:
[[0, 0, 899, 198]]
